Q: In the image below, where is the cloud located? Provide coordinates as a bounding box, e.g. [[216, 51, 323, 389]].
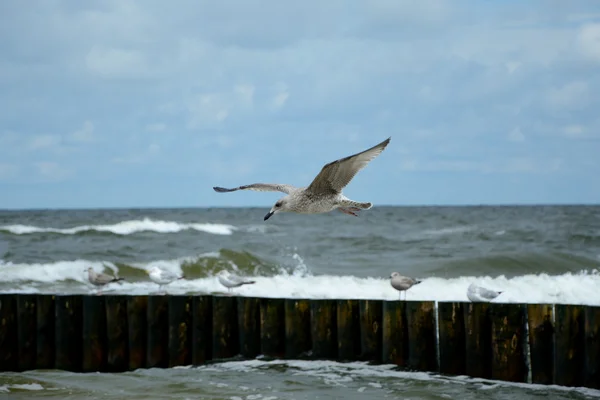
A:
[[577, 23, 600, 62], [28, 135, 63, 150], [0, 163, 18, 179], [34, 162, 73, 181], [70, 121, 95, 142], [112, 143, 161, 164], [508, 127, 525, 142]]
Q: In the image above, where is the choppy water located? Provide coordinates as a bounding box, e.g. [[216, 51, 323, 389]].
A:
[[1, 205, 600, 398]]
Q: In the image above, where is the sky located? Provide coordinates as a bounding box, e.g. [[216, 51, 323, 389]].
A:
[[0, 1, 599, 209]]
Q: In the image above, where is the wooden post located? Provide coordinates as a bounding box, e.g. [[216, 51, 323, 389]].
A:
[[82, 295, 107, 372], [584, 306, 600, 389], [212, 296, 239, 359], [17, 294, 37, 371], [284, 299, 311, 359], [527, 304, 554, 385], [0, 294, 17, 371], [260, 298, 285, 358], [311, 300, 337, 360], [237, 297, 260, 359], [147, 296, 169, 368], [490, 303, 527, 383], [105, 295, 129, 372], [127, 295, 147, 370], [554, 304, 584, 387], [337, 300, 360, 361], [168, 295, 192, 368], [406, 301, 437, 371], [437, 302, 466, 376], [55, 295, 82, 372], [192, 296, 212, 365], [464, 302, 492, 379], [36, 294, 55, 369], [381, 301, 407, 367], [359, 300, 382, 363]]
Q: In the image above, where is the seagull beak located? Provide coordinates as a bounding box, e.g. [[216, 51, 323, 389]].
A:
[[264, 211, 274, 221]]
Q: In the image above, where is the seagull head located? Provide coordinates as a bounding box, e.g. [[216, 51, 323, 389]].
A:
[[265, 197, 289, 221]]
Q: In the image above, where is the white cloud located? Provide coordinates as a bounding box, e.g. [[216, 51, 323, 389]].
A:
[[85, 46, 149, 78], [112, 143, 161, 164], [146, 123, 167, 132], [508, 127, 525, 142], [577, 23, 600, 62], [28, 135, 62, 150], [234, 84, 255, 109], [271, 82, 290, 110], [546, 81, 589, 109], [0, 163, 18, 179], [564, 125, 585, 137], [70, 120, 94, 142], [34, 162, 73, 181]]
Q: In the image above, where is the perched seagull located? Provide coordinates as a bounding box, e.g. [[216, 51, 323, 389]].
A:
[[217, 270, 256, 293], [213, 137, 391, 220], [467, 283, 503, 303], [389, 272, 421, 301], [147, 266, 185, 294], [86, 267, 124, 295]]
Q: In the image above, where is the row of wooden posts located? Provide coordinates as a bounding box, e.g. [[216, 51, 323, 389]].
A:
[[0, 294, 599, 390]]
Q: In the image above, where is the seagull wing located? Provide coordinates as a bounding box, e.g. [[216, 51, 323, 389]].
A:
[[306, 137, 390, 195], [213, 183, 296, 194]]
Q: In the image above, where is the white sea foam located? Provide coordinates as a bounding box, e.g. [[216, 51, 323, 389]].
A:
[[0, 218, 236, 236], [1, 257, 600, 305]]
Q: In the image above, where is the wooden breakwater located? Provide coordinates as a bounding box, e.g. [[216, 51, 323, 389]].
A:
[[0, 294, 599, 390]]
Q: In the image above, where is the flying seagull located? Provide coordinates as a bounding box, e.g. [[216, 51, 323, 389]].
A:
[[389, 272, 421, 301], [213, 137, 391, 220]]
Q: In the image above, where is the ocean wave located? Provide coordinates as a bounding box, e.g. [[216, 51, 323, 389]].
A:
[[0, 218, 236, 236], [1, 256, 599, 305]]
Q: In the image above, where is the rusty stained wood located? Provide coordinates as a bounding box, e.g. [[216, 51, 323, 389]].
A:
[[359, 300, 383, 363], [583, 305, 600, 389], [147, 296, 169, 368], [260, 298, 285, 358], [82, 295, 107, 372], [490, 303, 527, 383], [406, 301, 437, 372], [55, 295, 83, 372], [381, 301, 407, 367], [16, 294, 37, 371], [36, 294, 55, 369], [192, 296, 212, 365], [437, 302, 466, 376], [464, 302, 492, 379], [554, 304, 585, 387], [127, 296, 147, 370], [527, 304, 554, 385], [212, 296, 239, 360], [0, 294, 17, 371], [284, 299, 311, 359], [105, 295, 129, 372], [310, 300, 337, 360], [336, 300, 360, 361], [237, 297, 260, 359], [168, 295, 192, 368]]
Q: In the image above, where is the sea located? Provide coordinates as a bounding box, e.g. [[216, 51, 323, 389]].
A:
[[1, 205, 599, 399]]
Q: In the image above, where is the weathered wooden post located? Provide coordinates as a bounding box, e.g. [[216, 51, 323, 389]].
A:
[[359, 300, 382, 363], [260, 298, 285, 358], [82, 295, 107, 372], [311, 300, 337, 359], [55, 295, 82, 371], [105, 295, 129, 372], [337, 300, 360, 361], [490, 303, 527, 383], [584, 305, 600, 389], [406, 301, 437, 371], [0, 294, 17, 371], [554, 304, 584, 387], [17, 294, 37, 371], [464, 302, 492, 379], [237, 297, 260, 359], [147, 296, 169, 368], [212, 296, 239, 359], [284, 299, 311, 359], [36, 294, 55, 369], [437, 302, 466, 376], [381, 300, 407, 367], [192, 296, 212, 365], [168, 295, 192, 367], [127, 295, 147, 370], [527, 304, 554, 385]]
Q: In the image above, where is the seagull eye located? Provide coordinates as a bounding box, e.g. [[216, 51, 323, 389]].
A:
[[275, 202, 281, 207]]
